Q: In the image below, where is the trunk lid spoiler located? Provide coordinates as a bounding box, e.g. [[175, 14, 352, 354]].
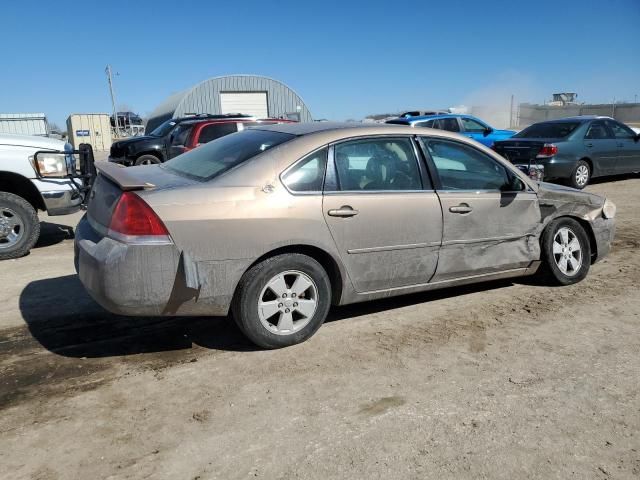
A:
[[95, 162, 156, 191]]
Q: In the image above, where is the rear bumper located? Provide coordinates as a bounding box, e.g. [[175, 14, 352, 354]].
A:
[[75, 216, 181, 316], [591, 217, 615, 263], [74, 216, 237, 317]]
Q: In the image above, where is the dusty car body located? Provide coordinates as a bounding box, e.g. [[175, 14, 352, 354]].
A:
[[75, 123, 615, 348]]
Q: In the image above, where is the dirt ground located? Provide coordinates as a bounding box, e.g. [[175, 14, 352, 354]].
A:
[[1, 177, 639, 480]]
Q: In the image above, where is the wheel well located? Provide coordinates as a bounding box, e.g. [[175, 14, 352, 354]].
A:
[[246, 245, 344, 305], [136, 151, 163, 161], [579, 157, 593, 173], [547, 215, 598, 263], [0, 171, 45, 211]]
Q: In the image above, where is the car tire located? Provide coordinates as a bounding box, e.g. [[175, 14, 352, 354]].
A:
[[134, 154, 162, 166], [569, 160, 591, 189], [0, 192, 40, 260], [538, 217, 591, 286], [232, 253, 332, 349]]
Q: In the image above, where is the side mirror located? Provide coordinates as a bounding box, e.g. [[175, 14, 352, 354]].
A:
[[483, 127, 493, 137]]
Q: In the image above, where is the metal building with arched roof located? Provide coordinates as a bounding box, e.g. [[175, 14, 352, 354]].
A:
[[146, 75, 312, 132]]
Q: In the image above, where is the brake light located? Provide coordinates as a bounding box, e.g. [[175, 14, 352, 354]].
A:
[[537, 144, 558, 158], [108, 191, 171, 242]]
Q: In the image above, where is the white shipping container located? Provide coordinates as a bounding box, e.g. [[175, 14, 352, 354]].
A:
[[66, 113, 112, 152], [0, 113, 49, 136]]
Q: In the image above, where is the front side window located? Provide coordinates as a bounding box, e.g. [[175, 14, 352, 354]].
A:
[[606, 120, 636, 139], [422, 138, 518, 191], [460, 117, 486, 133], [281, 148, 327, 192], [197, 123, 238, 144], [164, 129, 295, 181], [585, 121, 611, 140], [333, 137, 424, 191]]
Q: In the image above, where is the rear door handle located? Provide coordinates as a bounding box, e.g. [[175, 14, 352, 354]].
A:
[[586, 143, 594, 148], [327, 206, 359, 217], [449, 204, 473, 214]]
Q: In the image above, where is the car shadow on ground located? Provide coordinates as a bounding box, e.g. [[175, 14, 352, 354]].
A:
[[34, 221, 75, 248], [20, 273, 522, 358]]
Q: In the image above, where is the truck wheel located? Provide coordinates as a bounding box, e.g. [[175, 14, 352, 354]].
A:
[[135, 154, 161, 166], [0, 192, 40, 260], [232, 253, 332, 349]]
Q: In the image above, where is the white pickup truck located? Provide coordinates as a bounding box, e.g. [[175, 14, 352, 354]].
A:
[[0, 133, 91, 260]]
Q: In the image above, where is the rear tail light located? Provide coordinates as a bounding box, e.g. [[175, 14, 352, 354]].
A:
[[108, 192, 172, 244], [536, 144, 558, 158]]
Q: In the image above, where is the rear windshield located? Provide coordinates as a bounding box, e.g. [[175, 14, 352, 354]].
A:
[[514, 122, 580, 139], [163, 129, 295, 181]]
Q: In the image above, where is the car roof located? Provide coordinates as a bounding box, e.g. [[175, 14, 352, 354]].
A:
[[179, 117, 290, 126], [534, 115, 613, 124], [390, 113, 479, 124]]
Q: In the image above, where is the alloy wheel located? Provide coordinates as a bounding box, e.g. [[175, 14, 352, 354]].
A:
[[0, 207, 24, 250], [552, 227, 583, 276], [257, 270, 318, 335], [575, 165, 589, 187]]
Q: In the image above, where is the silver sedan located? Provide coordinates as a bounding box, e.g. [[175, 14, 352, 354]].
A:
[[75, 123, 616, 348]]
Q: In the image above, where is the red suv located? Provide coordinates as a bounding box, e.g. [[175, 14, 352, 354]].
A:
[[109, 115, 294, 166]]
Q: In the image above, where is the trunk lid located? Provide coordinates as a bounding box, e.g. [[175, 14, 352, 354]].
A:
[[87, 163, 197, 234], [493, 138, 560, 163]]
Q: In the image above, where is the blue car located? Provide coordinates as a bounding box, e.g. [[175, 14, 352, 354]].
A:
[[387, 114, 516, 147]]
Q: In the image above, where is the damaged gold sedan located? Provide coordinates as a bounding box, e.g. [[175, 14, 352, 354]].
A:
[[75, 123, 616, 348]]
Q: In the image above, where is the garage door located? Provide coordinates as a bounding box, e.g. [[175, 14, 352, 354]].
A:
[[220, 92, 269, 118]]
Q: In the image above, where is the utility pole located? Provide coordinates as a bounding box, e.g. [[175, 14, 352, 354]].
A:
[[105, 65, 118, 134], [509, 94, 515, 129]]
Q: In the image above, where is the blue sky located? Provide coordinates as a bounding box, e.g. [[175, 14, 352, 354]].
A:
[[1, 0, 639, 126]]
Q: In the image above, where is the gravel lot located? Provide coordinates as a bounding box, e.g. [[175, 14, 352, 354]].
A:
[[1, 177, 639, 479]]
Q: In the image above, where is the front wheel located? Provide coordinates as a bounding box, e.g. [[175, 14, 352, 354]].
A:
[[569, 160, 591, 189], [232, 253, 332, 348], [134, 154, 162, 166], [539, 217, 591, 285], [0, 192, 40, 260]]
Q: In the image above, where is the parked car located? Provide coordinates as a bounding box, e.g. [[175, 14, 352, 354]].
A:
[[0, 134, 91, 259], [387, 114, 516, 147], [75, 123, 616, 349], [398, 110, 449, 118], [493, 116, 640, 189], [108, 114, 292, 166]]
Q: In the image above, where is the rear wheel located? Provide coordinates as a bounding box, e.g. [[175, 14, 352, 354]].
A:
[[569, 160, 591, 189], [134, 154, 161, 166], [232, 253, 331, 348], [0, 192, 40, 260], [539, 217, 591, 285]]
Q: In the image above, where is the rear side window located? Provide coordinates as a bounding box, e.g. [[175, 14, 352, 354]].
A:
[[197, 123, 238, 144], [281, 148, 327, 192], [515, 122, 580, 139], [333, 137, 424, 191], [164, 129, 295, 181], [416, 120, 435, 128], [437, 117, 461, 132], [585, 122, 611, 139]]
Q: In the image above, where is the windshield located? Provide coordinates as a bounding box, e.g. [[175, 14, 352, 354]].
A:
[[148, 119, 178, 137], [515, 122, 580, 139], [163, 129, 295, 181]]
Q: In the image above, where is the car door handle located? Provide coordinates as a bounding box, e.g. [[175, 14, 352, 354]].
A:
[[586, 143, 594, 148], [327, 206, 359, 217], [449, 204, 473, 214], [617, 143, 624, 147]]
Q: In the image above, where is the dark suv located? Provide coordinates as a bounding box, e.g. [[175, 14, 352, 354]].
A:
[[109, 114, 293, 166]]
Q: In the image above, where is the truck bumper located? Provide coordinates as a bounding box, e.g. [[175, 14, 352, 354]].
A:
[[32, 178, 83, 215]]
